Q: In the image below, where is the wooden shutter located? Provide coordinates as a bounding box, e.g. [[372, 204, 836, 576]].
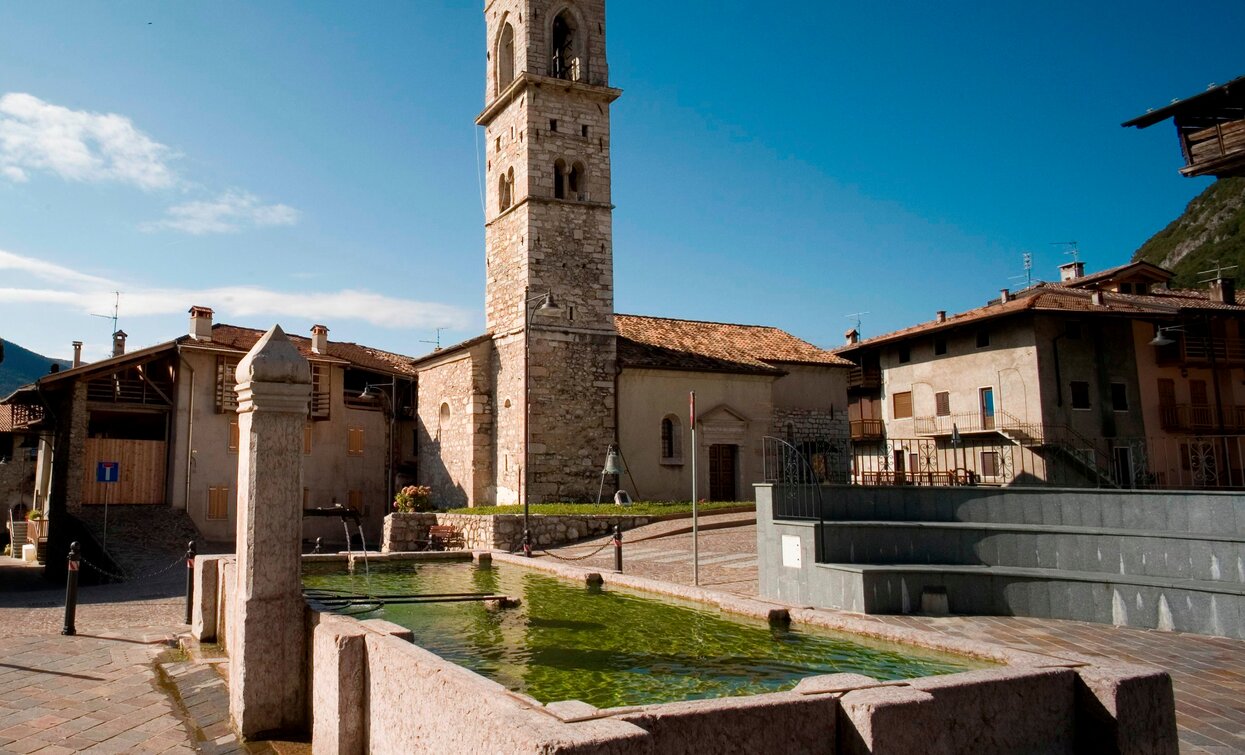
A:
[[347, 427, 364, 456], [893, 391, 913, 419], [215, 357, 239, 414], [348, 490, 364, 514], [935, 391, 950, 417], [207, 487, 229, 520], [228, 421, 239, 452]]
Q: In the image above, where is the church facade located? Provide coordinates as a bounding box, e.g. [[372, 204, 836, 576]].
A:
[[413, 0, 851, 506]]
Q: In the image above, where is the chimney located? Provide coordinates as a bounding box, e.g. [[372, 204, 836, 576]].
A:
[[311, 324, 329, 354], [936, 311, 946, 323], [844, 328, 859, 346], [1091, 291, 1105, 306], [1059, 261, 1085, 282], [1000, 288, 1012, 303], [1210, 277, 1236, 305], [189, 306, 214, 341], [112, 330, 127, 357], [72, 341, 83, 368]]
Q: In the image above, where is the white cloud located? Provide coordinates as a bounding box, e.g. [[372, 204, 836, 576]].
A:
[[0, 93, 176, 189], [0, 248, 469, 331], [140, 190, 301, 235]]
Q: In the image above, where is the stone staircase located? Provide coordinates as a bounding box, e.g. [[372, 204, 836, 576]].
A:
[[76, 505, 202, 581]]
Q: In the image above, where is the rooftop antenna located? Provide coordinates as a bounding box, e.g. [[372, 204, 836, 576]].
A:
[[1196, 260, 1238, 284], [419, 328, 446, 351], [90, 291, 121, 335], [1051, 241, 1079, 263], [1008, 251, 1034, 289], [844, 312, 869, 335]]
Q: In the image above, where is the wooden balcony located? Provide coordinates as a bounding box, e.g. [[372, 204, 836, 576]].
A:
[[849, 419, 884, 441], [1181, 118, 1245, 178], [1159, 404, 1245, 433], [1158, 335, 1245, 366], [847, 366, 881, 390]]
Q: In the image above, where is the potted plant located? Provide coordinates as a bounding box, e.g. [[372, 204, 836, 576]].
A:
[[393, 485, 434, 513]]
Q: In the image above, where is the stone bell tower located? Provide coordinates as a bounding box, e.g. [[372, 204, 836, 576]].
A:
[[478, 0, 621, 503]]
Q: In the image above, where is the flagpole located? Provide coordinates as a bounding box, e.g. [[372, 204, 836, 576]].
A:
[[690, 391, 699, 586]]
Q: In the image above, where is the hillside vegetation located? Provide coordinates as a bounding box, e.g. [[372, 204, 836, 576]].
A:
[[0, 339, 68, 396], [1132, 177, 1245, 288]]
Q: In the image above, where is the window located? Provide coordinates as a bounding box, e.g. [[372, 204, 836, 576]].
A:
[[933, 337, 946, 356], [347, 427, 364, 456], [215, 356, 239, 413], [581, 124, 590, 138], [496, 22, 516, 91], [935, 391, 951, 417], [898, 344, 910, 363], [976, 330, 990, 348], [980, 451, 1000, 477], [550, 10, 582, 81], [207, 487, 229, 521], [1157, 378, 1176, 407], [660, 416, 682, 462], [227, 420, 239, 453], [1119, 282, 1133, 294], [304, 423, 313, 455], [1070, 381, 1091, 410], [1110, 383, 1128, 412], [569, 161, 585, 199], [499, 168, 514, 211], [1189, 379, 1209, 406], [893, 391, 913, 419], [549, 118, 558, 133]]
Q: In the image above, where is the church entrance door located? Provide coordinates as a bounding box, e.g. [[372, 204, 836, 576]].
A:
[[709, 444, 737, 501]]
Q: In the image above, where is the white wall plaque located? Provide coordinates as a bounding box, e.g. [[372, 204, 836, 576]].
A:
[[781, 535, 802, 569]]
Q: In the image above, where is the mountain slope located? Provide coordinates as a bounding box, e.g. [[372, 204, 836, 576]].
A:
[[1132, 177, 1245, 288], [0, 339, 69, 396]]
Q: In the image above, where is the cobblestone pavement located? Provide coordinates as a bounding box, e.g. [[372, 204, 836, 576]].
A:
[[548, 515, 1245, 755]]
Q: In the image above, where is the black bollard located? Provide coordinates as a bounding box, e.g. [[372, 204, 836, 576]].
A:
[[523, 529, 532, 558], [62, 542, 80, 636], [613, 524, 623, 573], [184, 541, 196, 625], [313, 537, 324, 554]]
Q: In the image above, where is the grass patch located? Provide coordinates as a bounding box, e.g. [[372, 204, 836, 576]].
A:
[[444, 501, 753, 517]]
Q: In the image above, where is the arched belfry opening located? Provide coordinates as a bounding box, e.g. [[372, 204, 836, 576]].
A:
[[496, 22, 516, 92], [569, 161, 585, 200], [554, 159, 567, 199], [550, 10, 582, 81]]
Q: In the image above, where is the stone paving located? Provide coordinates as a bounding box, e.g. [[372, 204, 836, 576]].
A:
[[548, 513, 1245, 755]]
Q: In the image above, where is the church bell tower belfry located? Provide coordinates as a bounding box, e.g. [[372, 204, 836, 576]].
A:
[[478, 0, 621, 503]]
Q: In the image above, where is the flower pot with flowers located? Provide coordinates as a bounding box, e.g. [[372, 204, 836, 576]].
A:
[[393, 485, 434, 514]]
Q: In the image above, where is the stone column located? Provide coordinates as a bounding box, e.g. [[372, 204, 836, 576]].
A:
[[229, 325, 311, 738]]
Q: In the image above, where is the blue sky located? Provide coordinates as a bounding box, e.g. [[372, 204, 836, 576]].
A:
[[1, 1, 1243, 362]]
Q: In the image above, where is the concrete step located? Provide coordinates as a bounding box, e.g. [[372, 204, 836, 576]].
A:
[[820, 520, 1245, 583]]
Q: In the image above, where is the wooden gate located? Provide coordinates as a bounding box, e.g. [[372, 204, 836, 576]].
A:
[[82, 438, 167, 505]]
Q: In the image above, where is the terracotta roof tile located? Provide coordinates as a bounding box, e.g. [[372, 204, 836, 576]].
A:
[[0, 405, 13, 433], [837, 282, 1245, 353], [615, 314, 851, 373], [208, 325, 419, 376]]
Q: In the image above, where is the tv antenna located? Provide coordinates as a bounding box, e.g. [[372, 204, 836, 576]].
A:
[[1197, 260, 1238, 284], [844, 312, 869, 335], [1008, 251, 1034, 289], [90, 291, 121, 335], [419, 328, 446, 351], [1050, 241, 1079, 262]]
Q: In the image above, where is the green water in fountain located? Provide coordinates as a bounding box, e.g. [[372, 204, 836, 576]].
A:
[[303, 561, 990, 708]]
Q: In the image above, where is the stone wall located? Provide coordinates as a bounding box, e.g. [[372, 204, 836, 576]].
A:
[[382, 512, 654, 552], [0, 446, 35, 510], [415, 346, 493, 508]]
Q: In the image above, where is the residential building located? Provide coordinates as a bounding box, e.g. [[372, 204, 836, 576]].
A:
[[3, 308, 417, 543], [836, 261, 1245, 488]]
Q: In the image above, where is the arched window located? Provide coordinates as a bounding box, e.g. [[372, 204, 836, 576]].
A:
[[553, 159, 567, 199], [550, 10, 582, 81], [496, 22, 516, 92], [568, 161, 585, 200], [660, 415, 682, 462], [499, 167, 514, 212], [437, 402, 451, 441]]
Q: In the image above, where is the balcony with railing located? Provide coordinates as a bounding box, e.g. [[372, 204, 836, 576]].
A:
[[847, 366, 881, 390], [9, 403, 45, 429], [849, 419, 884, 441], [1155, 335, 1245, 366], [1159, 404, 1245, 433]]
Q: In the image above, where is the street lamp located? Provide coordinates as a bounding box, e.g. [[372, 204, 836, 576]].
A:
[[1148, 325, 1184, 347], [523, 288, 560, 556], [358, 378, 398, 512]]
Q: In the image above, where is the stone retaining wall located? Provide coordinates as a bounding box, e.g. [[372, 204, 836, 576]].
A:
[[382, 512, 656, 552]]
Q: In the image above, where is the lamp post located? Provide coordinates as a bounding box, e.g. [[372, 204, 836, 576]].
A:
[[359, 376, 399, 511], [523, 288, 559, 556]]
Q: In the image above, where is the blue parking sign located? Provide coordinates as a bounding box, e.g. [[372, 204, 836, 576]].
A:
[[97, 461, 120, 483]]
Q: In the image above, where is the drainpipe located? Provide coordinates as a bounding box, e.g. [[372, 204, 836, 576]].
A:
[[177, 346, 195, 511]]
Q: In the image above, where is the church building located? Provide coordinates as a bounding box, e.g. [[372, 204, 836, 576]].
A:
[[413, 0, 851, 507]]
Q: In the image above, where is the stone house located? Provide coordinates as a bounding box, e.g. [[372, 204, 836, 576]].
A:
[[3, 307, 417, 544], [0, 404, 37, 512], [412, 0, 851, 506], [835, 260, 1245, 488]]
